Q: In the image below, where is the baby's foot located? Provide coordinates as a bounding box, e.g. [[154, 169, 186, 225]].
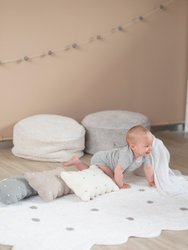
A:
[[122, 183, 131, 189], [63, 155, 80, 166]]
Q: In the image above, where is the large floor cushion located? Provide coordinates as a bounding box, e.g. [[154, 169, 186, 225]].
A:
[[81, 110, 150, 154], [12, 114, 85, 162]]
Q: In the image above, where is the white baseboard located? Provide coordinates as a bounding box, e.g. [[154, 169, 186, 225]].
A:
[[151, 123, 184, 132]]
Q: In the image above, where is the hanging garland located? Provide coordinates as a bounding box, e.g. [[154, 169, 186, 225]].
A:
[[0, 0, 175, 66]]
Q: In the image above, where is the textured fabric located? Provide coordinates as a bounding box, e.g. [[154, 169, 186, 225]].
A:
[[91, 146, 151, 172], [0, 176, 37, 204], [151, 137, 188, 196], [60, 165, 119, 201], [12, 114, 85, 162], [0, 174, 188, 250], [24, 168, 72, 201], [81, 110, 150, 154]]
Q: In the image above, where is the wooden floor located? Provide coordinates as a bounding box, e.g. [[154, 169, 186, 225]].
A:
[[0, 130, 188, 250]]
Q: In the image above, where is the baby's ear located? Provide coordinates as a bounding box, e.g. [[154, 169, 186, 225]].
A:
[[129, 143, 135, 150]]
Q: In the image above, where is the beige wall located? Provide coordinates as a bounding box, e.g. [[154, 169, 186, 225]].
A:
[[0, 0, 188, 139]]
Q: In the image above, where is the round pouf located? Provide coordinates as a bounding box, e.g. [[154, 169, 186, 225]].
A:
[[12, 114, 85, 162], [81, 110, 150, 154]]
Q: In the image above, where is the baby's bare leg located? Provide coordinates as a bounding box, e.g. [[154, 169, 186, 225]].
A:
[[98, 165, 114, 179], [63, 156, 89, 170]]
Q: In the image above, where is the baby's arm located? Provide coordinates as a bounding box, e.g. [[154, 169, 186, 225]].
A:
[[114, 164, 130, 189], [143, 165, 155, 187]]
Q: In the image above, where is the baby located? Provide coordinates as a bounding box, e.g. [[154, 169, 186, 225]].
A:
[[63, 125, 155, 188]]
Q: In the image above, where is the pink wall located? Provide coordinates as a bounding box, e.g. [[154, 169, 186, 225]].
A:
[[0, 0, 188, 139]]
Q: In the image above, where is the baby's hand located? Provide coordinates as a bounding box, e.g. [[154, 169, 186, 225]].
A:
[[122, 183, 131, 189], [148, 181, 156, 187]]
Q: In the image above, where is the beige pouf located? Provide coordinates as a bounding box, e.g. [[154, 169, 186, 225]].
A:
[[81, 110, 150, 154], [12, 114, 85, 162]]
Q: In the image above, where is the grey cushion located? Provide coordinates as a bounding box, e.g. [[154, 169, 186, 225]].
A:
[[0, 176, 37, 205], [81, 110, 150, 154]]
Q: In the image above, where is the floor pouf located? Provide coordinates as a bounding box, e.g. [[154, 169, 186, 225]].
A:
[[81, 110, 150, 154], [12, 114, 85, 162]]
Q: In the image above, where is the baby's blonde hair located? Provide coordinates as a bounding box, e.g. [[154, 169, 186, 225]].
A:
[[126, 125, 151, 145]]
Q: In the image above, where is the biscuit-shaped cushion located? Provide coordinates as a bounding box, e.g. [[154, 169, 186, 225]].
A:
[[0, 177, 37, 205], [24, 167, 72, 202], [60, 165, 119, 201]]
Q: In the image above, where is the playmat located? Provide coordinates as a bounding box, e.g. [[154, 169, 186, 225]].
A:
[[0, 174, 188, 250]]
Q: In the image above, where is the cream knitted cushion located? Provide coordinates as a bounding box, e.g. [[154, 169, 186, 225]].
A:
[[12, 114, 85, 162], [81, 110, 150, 154]]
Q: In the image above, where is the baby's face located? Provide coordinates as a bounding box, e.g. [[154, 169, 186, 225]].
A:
[[131, 132, 153, 158]]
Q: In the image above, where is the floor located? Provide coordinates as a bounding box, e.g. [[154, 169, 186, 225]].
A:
[[0, 130, 188, 250]]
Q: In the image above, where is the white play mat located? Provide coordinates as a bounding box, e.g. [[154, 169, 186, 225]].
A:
[[0, 174, 188, 250]]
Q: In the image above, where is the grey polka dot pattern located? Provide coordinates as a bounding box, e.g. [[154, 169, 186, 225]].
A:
[[126, 217, 134, 221], [147, 200, 154, 204], [0, 176, 37, 205], [31, 218, 40, 222], [30, 206, 38, 209], [66, 227, 74, 231], [90, 208, 99, 212], [180, 207, 188, 211]]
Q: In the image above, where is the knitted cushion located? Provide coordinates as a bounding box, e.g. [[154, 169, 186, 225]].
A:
[[0, 176, 37, 205], [60, 165, 119, 201], [81, 110, 150, 154], [24, 167, 73, 201], [12, 114, 85, 162]]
